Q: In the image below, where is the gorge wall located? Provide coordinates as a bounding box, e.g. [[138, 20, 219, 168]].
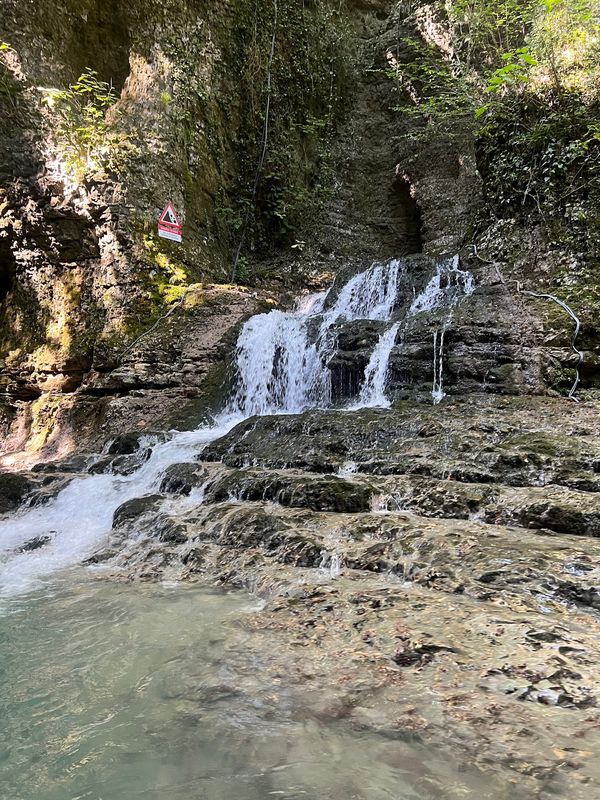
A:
[[0, 0, 598, 466]]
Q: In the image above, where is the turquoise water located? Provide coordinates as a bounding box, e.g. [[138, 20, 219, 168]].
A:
[[0, 573, 529, 800], [0, 577, 257, 800]]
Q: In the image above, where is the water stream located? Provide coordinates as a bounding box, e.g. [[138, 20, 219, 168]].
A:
[[0, 576, 521, 800], [0, 256, 475, 595], [0, 255, 487, 800], [356, 322, 401, 408], [408, 256, 475, 404]]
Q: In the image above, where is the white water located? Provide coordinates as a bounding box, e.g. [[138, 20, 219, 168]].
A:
[[356, 322, 400, 408], [0, 421, 241, 597], [0, 256, 474, 597], [409, 255, 475, 404], [228, 259, 406, 417], [319, 258, 403, 334], [409, 254, 474, 315], [319, 550, 343, 579], [432, 328, 446, 404]]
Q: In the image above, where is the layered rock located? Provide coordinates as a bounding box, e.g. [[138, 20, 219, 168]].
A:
[[0, 0, 357, 460], [40, 394, 593, 795]]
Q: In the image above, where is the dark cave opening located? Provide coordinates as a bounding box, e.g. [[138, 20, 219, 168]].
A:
[[389, 175, 423, 254], [0, 234, 16, 303]]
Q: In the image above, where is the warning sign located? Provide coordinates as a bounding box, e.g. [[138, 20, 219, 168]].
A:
[[158, 202, 182, 243]]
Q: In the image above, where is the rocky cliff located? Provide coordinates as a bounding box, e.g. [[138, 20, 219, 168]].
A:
[[0, 0, 357, 461], [1, 0, 598, 466]]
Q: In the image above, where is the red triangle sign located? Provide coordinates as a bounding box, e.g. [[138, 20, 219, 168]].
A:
[[159, 202, 181, 226], [158, 202, 182, 243]]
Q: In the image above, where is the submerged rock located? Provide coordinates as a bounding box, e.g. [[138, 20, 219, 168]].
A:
[[37, 393, 600, 795]]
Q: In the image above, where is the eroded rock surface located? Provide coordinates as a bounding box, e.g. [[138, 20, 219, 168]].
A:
[[72, 395, 600, 795]]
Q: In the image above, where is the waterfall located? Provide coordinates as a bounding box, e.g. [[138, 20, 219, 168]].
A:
[[409, 255, 474, 315], [0, 424, 236, 598], [0, 256, 474, 597], [431, 328, 446, 404], [319, 258, 403, 334], [226, 309, 329, 417], [356, 322, 400, 408], [228, 259, 405, 417], [409, 256, 475, 404]]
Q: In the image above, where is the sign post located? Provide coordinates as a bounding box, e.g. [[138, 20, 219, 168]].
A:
[[158, 202, 182, 243]]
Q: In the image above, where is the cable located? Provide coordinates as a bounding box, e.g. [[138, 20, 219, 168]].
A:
[[230, 0, 279, 283], [470, 243, 583, 401]]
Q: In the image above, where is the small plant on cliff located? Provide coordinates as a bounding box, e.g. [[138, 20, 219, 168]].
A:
[[41, 68, 119, 180]]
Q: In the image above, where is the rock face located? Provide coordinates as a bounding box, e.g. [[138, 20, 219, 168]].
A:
[[0, 285, 265, 464], [2, 2, 600, 793], [0, 0, 356, 461], [1, 0, 599, 466], [71, 393, 599, 795]]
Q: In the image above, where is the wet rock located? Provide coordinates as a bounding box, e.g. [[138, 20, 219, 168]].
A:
[[16, 534, 52, 552], [204, 469, 372, 513], [157, 518, 188, 544], [554, 581, 600, 610], [88, 448, 153, 476], [107, 432, 145, 455], [519, 495, 600, 537], [31, 454, 90, 473], [0, 472, 34, 513], [83, 548, 118, 565], [182, 546, 206, 571], [201, 398, 600, 494], [112, 495, 163, 529], [526, 629, 564, 644], [160, 463, 205, 495]]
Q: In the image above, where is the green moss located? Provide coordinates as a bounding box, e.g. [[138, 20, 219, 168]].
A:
[[500, 433, 561, 457], [139, 232, 189, 303]]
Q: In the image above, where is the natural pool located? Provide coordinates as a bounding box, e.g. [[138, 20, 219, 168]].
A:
[[0, 572, 526, 800]]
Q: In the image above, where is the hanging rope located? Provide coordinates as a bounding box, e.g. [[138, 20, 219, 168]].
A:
[[230, 0, 278, 283], [471, 243, 583, 401]]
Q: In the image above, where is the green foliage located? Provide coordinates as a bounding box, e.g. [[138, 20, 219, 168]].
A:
[[394, 0, 600, 249], [41, 68, 120, 179], [477, 91, 600, 254], [447, 0, 538, 69], [484, 48, 537, 94], [386, 35, 476, 133], [472, 0, 600, 253], [219, 0, 355, 266]]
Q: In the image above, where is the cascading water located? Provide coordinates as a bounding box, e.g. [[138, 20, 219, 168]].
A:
[[228, 258, 405, 417], [356, 322, 400, 408], [408, 255, 475, 404], [0, 256, 474, 597], [409, 255, 474, 316], [432, 328, 446, 404], [319, 258, 403, 334], [0, 425, 237, 597]]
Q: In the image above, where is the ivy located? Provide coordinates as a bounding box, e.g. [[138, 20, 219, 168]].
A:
[[41, 68, 121, 180], [218, 0, 355, 266]]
